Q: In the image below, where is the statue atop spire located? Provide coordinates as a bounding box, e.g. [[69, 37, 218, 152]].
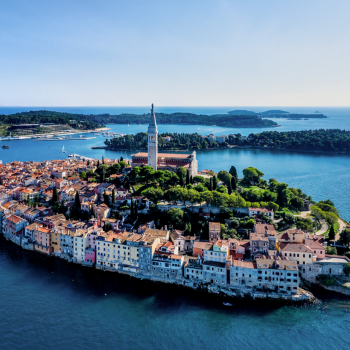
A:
[[149, 103, 157, 128]]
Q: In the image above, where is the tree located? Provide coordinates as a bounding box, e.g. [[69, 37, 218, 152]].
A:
[[103, 222, 112, 232], [242, 167, 264, 184], [200, 191, 213, 206], [97, 160, 100, 167], [229, 165, 238, 181], [217, 170, 232, 187], [27, 194, 31, 205], [290, 196, 304, 210], [231, 177, 236, 191], [212, 191, 226, 207], [103, 190, 109, 205], [87, 160, 90, 165], [52, 186, 58, 203], [102, 156, 105, 164], [168, 208, 184, 229], [340, 229, 350, 247], [326, 246, 337, 255], [74, 191, 81, 209], [112, 189, 116, 204], [193, 175, 205, 184], [186, 170, 190, 186], [212, 176, 217, 190], [80, 171, 87, 180], [209, 177, 212, 191], [227, 182, 232, 195], [268, 201, 279, 212], [328, 225, 335, 241], [186, 189, 200, 205], [141, 187, 164, 204], [130, 197, 134, 219]]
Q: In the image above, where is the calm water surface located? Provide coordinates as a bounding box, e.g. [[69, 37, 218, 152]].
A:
[[1, 237, 349, 350]]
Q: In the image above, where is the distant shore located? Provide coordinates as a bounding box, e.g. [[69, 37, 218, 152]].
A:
[[92, 145, 350, 156]]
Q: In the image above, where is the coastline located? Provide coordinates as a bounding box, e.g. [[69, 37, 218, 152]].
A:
[[4, 234, 315, 305]]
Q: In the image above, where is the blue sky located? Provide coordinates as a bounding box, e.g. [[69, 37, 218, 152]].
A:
[[0, 0, 349, 106]]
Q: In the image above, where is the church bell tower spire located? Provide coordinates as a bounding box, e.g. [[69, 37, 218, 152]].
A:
[[148, 103, 158, 171]]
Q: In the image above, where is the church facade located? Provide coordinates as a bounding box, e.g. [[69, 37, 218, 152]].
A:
[[131, 104, 198, 177]]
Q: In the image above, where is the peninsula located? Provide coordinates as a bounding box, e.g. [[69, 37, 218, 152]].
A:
[[104, 129, 350, 154], [2, 105, 350, 303]]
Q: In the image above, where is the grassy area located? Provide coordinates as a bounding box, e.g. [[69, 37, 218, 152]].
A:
[[334, 221, 340, 232], [280, 207, 301, 215]]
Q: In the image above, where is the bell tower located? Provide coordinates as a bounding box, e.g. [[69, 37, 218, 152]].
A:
[[148, 103, 158, 171]]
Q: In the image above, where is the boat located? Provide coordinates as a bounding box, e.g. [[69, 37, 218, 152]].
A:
[[68, 153, 74, 157], [62, 146, 66, 153], [223, 302, 232, 307], [2, 145, 10, 149]]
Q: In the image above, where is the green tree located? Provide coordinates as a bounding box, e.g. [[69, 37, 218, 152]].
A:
[[103, 222, 112, 232], [326, 246, 337, 255], [229, 165, 238, 181], [200, 191, 213, 206], [217, 170, 232, 187], [186, 189, 200, 205], [80, 171, 87, 180], [103, 190, 109, 205], [268, 201, 279, 212], [112, 189, 116, 204], [74, 191, 81, 209], [52, 186, 58, 203], [186, 170, 190, 186], [242, 167, 264, 184], [231, 177, 236, 191], [168, 208, 184, 229], [328, 225, 335, 241], [141, 187, 164, 204], [290, 196, 304, 210], [212, 176, 217, 190]]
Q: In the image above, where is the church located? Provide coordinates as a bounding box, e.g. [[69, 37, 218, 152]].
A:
[[131, 104, 198, 177]]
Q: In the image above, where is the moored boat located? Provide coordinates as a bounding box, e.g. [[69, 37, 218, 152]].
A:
[[2, 145, 10, 149]]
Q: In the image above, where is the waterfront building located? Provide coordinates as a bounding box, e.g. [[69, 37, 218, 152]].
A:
[[139, 235, 160, 276], [279, 243, 313, 266], [229, 260, 258, 289], [256, 258, 299, 295], [34, 226, 52, 255], [73, 230, 89, 264], [184, 256, 203, 281], [5, 214, 28, 244], [215, 135, 227, 144], [203, 261, 227, 287], [51, 228, 61, 254]]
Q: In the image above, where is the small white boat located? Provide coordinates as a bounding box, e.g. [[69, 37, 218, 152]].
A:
[[223, 302, 232, 307], [62, 146, 66, 153]]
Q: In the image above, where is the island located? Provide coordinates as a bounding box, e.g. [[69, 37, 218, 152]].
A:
[[228, 109, 328, 119]]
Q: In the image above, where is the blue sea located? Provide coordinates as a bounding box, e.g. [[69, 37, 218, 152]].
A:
[[0, 106, 350, 349]]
